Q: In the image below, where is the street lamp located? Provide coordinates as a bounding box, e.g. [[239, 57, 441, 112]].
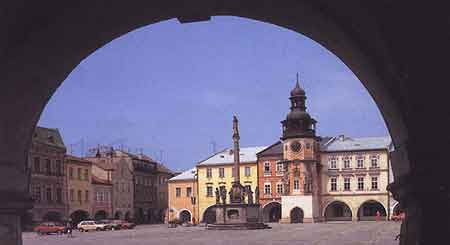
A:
[[190, 196, 196, 224]]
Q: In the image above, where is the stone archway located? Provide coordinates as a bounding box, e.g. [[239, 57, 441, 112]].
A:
[[202, 206, 216, 224], [290, 207, 304, 223], [1, 2, 450, 245], [114, 211, 123, 220], [42, 211, 63, 222], [263, 202, 282, 223], [124, 211, 132, 221], [70, 210, 90, 225], [357, 200, 387, 221], [94, 210, 108, 220], [179, 210, 192, 223], [324, 201, 352, 221]]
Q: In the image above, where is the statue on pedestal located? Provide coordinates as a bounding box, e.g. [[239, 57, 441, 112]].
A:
[[247, 187, 254, 204], [254, 186, 259, 204], [220, 187, 227, 204], [215, 188, 220, 204]]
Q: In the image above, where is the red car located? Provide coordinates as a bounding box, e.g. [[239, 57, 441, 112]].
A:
[[34, 222, 67, 235], [392, 212, 405, 221], [111, 220, 136, 229]]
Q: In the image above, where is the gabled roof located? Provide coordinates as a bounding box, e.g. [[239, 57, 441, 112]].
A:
[[65, 155, 92, 164], [321, 135, 391, 152], [33, 126, 66, 149], [256, 141, 282, 157], [198, 146, 268, 166], [169, 168, 196, 181]]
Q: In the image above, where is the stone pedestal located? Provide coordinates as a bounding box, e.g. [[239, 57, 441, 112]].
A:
[[207, 204, 268, 230]]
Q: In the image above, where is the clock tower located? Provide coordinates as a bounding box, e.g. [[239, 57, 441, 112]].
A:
[[279, 74, 322, 223]]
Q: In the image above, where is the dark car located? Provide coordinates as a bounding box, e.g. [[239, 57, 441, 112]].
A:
[[111, 220, 136, 229], [34, 222, 67, 235], [99, 219, 121, 230]]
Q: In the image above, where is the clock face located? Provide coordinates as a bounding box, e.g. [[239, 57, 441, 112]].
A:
[[290, 141, 302, 152]]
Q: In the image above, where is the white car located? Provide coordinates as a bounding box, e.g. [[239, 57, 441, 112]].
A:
[[77, 220, 109, 232]]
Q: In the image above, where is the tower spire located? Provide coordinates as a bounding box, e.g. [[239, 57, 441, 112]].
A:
[[296, 72, 299, 87]]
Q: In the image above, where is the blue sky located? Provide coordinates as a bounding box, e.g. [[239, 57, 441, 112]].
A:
[[38, 17, 388, 171]]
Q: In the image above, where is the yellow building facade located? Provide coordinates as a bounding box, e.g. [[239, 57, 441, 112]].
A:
[[196, 146, 265, 223], [168, 168, 198, 223], [65, 155, 93, 223]]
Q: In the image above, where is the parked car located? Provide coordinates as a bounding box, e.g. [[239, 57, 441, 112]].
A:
[[111, 220, 136, 229], [98, 219, 120, 230], [77, 220, 109, 232], [34, 222, 67, 235]]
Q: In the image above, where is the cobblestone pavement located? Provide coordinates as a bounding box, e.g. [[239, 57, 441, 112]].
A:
[[23, 221, 401, 245]]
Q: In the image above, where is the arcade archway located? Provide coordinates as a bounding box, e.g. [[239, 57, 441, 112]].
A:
[[357, 200, 387, 221], [94, 210, 108, 220], [290, 207, 304, 223], [179, 210, 192, 223], [263, 202, 282, 223], [324, 201, 352, 221], [70, 210, 90, 225], [202, 206, 216, 224], [42, 212, 63, 222]]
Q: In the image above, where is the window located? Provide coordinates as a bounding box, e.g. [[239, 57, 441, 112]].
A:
[[276, 161, 283, 173], [304, 175, 312, 193], [219, 168, 225, 178], [264, 162, 271, 175], [330, 177, 337, 191], [206, 168, 212, 178], [85, 190, 89, 202], [127, 183, 130, 193], [55, 160, 62, 176], [245, 166, 251, 177], [344, 177, 351, 191], [56, 188, 62, 203], [69, 167, 73, 179], [371, 177, 378, 190], [69, 189, 74, 202], [343, 157, 351, 169], [329, 158, 337, 169], [45, 159, 51, 175], [294, 179, 300, 190], [77, 168, 82, 180], [206, 186, 213, 197], [186, 187, 192, 197], [176, 187, 181, 197], [357, 157, 364, 168], [306, 143, 311, 149], [370, 156, 379, 168], [34, 157, 40, 173], [32, 185, 41, 202], [84, 169, 89, 181], [357, 177, 364, 190], [46, 187, 52, 202], [264, 183, 271, 194], [276, 183, 283, 194], [77, 190, 82, 203]]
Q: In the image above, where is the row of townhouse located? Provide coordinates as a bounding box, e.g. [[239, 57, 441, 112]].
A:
[[25, 126, 174, 227]]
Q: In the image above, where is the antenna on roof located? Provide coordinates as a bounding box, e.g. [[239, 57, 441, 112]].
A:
[[210, 139, 217, 153]]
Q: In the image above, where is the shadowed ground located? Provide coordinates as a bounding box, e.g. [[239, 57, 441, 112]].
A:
[[23, 222, 401, 245]]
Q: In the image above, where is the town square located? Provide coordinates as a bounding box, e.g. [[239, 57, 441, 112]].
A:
[[1, 2, 449, 245], [23, 222, 401, 245]]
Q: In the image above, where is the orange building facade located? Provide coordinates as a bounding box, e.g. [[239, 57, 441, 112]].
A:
[[167, 168, 198, 223]]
